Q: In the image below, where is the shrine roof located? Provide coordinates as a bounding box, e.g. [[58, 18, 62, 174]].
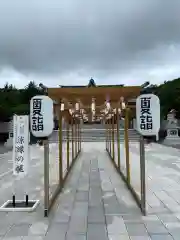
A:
[[59, 84, 124, 88], [48, 85, 141, 107]]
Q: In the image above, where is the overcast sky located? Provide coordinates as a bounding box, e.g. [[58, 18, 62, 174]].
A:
[[0, 0, 180, 88]]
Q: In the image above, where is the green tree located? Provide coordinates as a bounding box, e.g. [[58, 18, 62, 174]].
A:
[[156, 78, 180, 118], [0, 81, 45, 120]]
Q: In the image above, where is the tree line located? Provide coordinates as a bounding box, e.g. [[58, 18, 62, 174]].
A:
[[0, 78, 180, 122], [0, 81, 44, 121], [142, 77, 180, 119]]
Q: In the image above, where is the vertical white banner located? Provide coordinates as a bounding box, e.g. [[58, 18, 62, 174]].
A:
[[30, 95, 54, 138], [136, 94, 160, 136], [12, 115, 29, 176]]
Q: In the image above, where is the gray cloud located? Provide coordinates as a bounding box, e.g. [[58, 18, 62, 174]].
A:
[[0, 0, 180, 86]]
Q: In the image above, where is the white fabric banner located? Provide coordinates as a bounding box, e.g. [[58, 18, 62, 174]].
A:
[[12, 115, 29, 176]]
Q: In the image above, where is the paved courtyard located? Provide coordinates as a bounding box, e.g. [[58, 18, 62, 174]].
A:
[[0, 142, 180, 239]]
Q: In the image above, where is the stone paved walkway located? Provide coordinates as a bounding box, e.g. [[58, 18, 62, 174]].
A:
[[0, 143, 180, 239]]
